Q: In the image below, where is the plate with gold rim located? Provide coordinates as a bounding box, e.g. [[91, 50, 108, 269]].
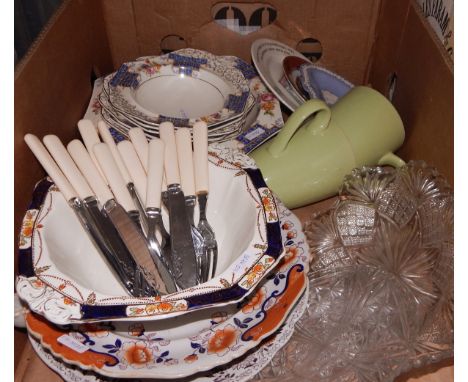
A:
[[16, 146, 286, 324], [25, 202, 309, 379]]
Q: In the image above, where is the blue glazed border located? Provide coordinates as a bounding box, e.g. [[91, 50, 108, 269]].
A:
[[244, 168, 283, 258], [18, 178, 54, 278], [241, 263, 304, 342], [20, 163, 284, 320]]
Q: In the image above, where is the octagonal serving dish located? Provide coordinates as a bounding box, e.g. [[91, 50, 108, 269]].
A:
[[16, 145, 284, 325]]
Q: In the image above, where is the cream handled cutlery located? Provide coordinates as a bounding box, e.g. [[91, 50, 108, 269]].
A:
[[159, 122, 198, 289], [66, 138, 155, 297], [97, 121, 147, 231], [93, 143, 176, 294], [193, 121, 218, 279], [146, 138, 177, 286], [93, 143, 172, 294], [116, 139, 149, 232], [32, 134, 145, 296], [175, 127, 207, 283]]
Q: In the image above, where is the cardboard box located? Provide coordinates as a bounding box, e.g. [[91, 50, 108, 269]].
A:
[[14, 0, 453, 378]]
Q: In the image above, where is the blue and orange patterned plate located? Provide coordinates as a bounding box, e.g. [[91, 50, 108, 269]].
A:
[[25, 201, 309, 379], [16, 146, 287, 325]]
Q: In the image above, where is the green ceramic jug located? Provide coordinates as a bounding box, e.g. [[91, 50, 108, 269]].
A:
[[250, 86, 405, 208]]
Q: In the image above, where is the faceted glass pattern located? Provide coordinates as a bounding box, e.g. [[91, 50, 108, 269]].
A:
[[253, 161, 453, 382]]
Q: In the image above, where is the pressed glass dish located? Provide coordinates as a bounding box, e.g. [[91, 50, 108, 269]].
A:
[[253, 160, 454, 382]]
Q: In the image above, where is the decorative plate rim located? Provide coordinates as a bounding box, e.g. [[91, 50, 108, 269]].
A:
[[251, 38, 353, 112], [24, 202, 309, 379], [16, 147, 285, 324], [28, 281, 308, 382], [101, 50, 252, 128]]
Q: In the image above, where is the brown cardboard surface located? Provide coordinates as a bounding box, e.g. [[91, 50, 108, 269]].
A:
[[391, 2, 453, 183], [14, 0, 114, 269], [368, 0, 453, 183], [100, 0, 140, 69], [13, 0, 453, 376], [366, 0, 410, 92], [105, 0, 381, 85]]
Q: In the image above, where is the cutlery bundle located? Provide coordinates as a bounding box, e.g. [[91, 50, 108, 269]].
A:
[[24, 119, 218, 297]]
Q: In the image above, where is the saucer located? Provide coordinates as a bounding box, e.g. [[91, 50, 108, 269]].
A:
[[251, 38, 307, 111]]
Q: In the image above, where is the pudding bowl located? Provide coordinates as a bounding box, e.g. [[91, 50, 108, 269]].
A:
[[16, 146, 284, 325]]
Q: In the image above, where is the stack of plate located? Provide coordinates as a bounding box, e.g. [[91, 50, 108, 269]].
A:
[[251, 38, 354, 111], [98, 49, 260, 143], [16, 144, 310, 381]]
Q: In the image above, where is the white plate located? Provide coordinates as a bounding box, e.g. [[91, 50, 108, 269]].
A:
[[251, 39, 311, 112], [29, 281, 307, 382], [16, 146, 285, 325], [104, 51, 251, 128], [84, 63, 285, 155], [25, 201, 309, 379]]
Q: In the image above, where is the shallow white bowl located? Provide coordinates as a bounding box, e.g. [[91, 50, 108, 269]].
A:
[[16, 145, 284, 324]]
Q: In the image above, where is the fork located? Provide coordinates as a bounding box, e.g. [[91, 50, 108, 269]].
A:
[[193, 122, 218, 280], [175, 127, 207, 283], [127, 128, 173, 269]]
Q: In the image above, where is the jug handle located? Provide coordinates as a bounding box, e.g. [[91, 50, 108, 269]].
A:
[[378, 152, 406, 167], [268, 99, 331, 157]]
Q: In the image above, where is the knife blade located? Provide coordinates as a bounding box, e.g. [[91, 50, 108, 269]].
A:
[[159, 122, 198, 289], [37, 134, 144, 296], [66, 139, 156, 297], [93, 142, 177, 294]]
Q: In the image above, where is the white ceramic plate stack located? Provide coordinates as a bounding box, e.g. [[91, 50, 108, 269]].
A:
[[16, 137, 310, 381], [98, 49, 260, 143], [251, 38, 354, 111]]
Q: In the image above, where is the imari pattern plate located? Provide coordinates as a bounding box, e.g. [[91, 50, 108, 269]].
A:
[[25, 201, 309, 379], [16, 147, 286, 324]]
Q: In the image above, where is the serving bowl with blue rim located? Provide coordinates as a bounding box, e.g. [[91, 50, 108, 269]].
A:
[[16, 145, 284, 325]]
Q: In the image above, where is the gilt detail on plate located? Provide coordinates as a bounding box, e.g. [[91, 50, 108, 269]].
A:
[[126, 299, 189, 318], [19, 209, 39, 249], [259, 187, 278, 223], [239, 256, 275, 289]]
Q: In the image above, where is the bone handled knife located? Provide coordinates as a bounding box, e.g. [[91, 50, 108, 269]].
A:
[[38, 134, 142, 296], [97, 121, 147, 229], [25, 134, 79, 203], [24, 134, 89, 230], [93, 142, 177, 294], [128, 128, 149, 172], [66, 138, 157, 297], [77, 119, 107, 182], [117, 140, 148, 221], [118, 137, 176, 286], [159, 122, 198, 289]]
